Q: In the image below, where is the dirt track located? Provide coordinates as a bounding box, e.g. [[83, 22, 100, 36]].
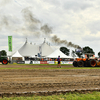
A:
[[0, 65, 100, 96]]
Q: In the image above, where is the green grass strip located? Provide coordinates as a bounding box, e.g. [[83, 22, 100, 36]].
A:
[[0, 64, 73, 66], [0, 67, 100, 70], [0, 66, 100, 70], [8, 64, 73, 66], [1, 91, 100, 100]]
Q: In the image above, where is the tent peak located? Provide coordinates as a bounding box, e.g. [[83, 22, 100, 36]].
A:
[[26, 38, 27, 43], [44, 38, 46, 43]]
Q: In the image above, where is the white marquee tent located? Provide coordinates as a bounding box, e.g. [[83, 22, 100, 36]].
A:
[[18, 40, 39, 57], [10, 39, 74, 60], [40, 42, 54, 57], [12, 51, 23, 57], [11, 51, 24, 61], [47, 48, 73, 58], [18, 39, 54, 57]]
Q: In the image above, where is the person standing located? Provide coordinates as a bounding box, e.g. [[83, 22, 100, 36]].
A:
[[57, 56, 61, 68]]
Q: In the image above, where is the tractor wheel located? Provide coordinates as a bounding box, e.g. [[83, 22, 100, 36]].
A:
[[2, 59, 8, 65], [89, 59, 97, 67], [73, 61, 77, 67], [77, 61, 84, 67]]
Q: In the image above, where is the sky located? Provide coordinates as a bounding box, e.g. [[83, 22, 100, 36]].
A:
[[0, 0, 100, 56]]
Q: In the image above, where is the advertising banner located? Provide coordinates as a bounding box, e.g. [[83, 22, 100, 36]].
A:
[[33, 61, 40, 64], [47, 61, 54, 64], [40, 61, 48, 64], [17, 61, 25, 64], [25, 61, 30, 64], [61, 61, 73, 64], [25, 61, 73, 64], [67, 61, 73, 64], [8, 36, 12, 51], [54, 61, 57, 64], [25, 61, 40, 64]]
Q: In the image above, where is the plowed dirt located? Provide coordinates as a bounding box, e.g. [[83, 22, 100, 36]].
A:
[[0, 65, 100, 95]]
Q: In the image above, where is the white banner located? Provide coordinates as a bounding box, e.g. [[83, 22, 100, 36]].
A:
[[47, 61, 54, 64], [33, 61, 40, 64], [61, 61, 73, 64], [25, 61, 30, 64]]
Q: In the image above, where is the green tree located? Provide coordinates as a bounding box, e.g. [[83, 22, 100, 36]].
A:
[[75, 49, 83, 58], [71, 50, 76, 58], [75, 51, 83, 58], [60, 47, 70, 56], [82, 46, 95, 55], [0, 50, 7, 56], [98, 52, 100, 57]]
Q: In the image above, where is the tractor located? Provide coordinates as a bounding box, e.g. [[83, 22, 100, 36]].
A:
[[73, 53, 98, 67], [0, 56, 8, 64], [0, 51, 8, 65]]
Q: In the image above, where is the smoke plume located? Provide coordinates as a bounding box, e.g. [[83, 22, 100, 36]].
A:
[[0, 5, 81, 49], [21, 8, 40, 32], [22, 8, 40, 24], [14, 8, 41, 36], [2, 16, 9, 26], [41, 24, 52, 35], [0, 15, 10, 30], [51, 35, 81, 49], [21, 8, 81, 49]]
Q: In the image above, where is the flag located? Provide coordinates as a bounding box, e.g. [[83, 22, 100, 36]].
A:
[[8, 36, 12, 51]]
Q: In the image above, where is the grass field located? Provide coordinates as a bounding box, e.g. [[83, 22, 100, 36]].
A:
[[1, 92, 100, 100]]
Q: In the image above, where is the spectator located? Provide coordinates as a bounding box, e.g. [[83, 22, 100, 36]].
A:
[[57, 56, 61, 68]]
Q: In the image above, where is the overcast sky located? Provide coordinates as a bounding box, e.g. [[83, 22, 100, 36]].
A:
[[0, 0, 100, 56]]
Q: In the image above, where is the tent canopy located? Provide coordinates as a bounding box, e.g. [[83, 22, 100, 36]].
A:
[[12, 51, 23, 57], [18, 41, 39, 57], [47, 49, 73, 58], [40, 42, 54, 57], [18, 40, 54, 57]]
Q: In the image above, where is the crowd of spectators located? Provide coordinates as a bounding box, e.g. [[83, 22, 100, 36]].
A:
[[25, 57, 74, 61]]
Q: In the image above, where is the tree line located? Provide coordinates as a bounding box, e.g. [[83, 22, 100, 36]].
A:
[[0, 50, 7, 57]]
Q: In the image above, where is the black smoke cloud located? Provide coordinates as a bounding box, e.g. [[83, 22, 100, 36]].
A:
[[51, 35, 81, 49], [0, 15, 9, 30], [21, 8, 53, 37], [0, 6, 81, 49], [41, 24, 52, 35], [21, 8, 40, 32], [22, 8, 40, 24], [40, 23, 81, 49]]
